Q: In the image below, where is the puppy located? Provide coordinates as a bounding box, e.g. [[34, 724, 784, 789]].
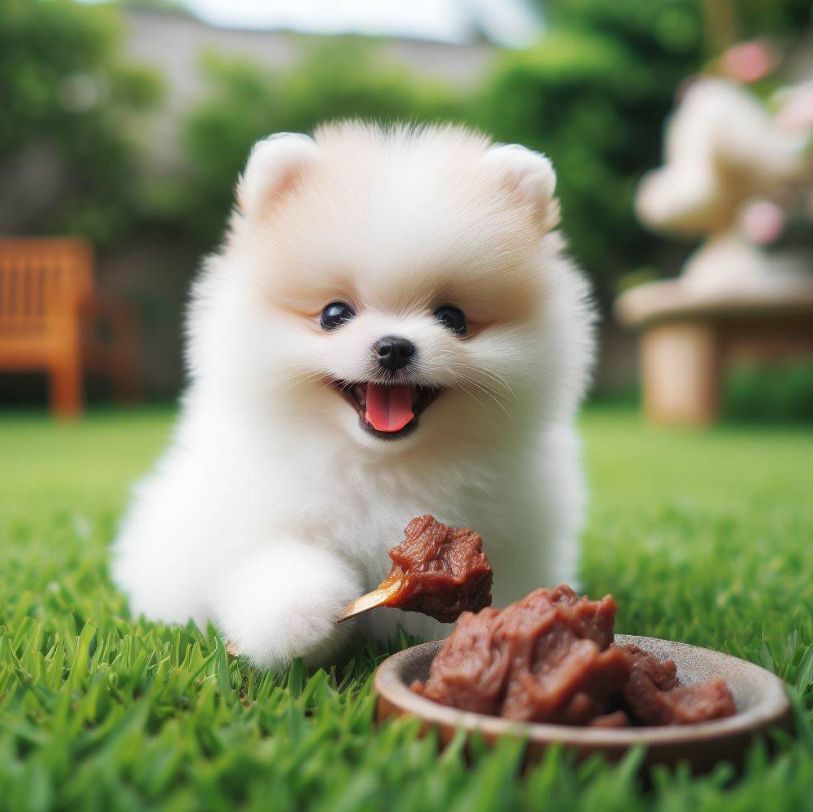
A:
[[112, 122, 595, 669]]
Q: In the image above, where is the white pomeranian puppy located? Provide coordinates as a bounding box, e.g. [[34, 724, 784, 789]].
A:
[[112, 122, 595, 669]]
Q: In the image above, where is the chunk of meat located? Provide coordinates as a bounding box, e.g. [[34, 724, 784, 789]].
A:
[[411, 608, 506, 715], [624, 669, 737, 725], [411, 585, 738, 727], [413, 586, 629, 724], [620, 643, 678, 690], [382, 515, 493, 623]]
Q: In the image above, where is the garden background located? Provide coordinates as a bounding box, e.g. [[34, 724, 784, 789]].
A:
[[3, 0, 811, 410]]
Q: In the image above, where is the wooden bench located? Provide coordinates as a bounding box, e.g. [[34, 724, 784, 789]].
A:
[[0, 237, 141, 418]]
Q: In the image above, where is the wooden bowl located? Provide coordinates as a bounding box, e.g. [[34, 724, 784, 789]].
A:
[[375, 634, 792, 773]]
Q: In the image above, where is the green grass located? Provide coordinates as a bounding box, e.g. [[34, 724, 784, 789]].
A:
[[1, 406, 812, 811]]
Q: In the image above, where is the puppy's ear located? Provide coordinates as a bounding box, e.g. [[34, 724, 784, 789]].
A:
[[484, 144, 559, 231], [237, 133, 319, 217]]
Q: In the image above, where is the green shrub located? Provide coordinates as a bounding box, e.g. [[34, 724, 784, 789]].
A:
[[724, 361, 813, 423], [0, 0, 162, 244]]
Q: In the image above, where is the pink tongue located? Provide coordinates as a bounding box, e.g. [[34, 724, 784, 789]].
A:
[[365, 384, 414, 432]]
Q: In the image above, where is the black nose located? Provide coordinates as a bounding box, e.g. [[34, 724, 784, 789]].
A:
[[373, 336, 416, 371]]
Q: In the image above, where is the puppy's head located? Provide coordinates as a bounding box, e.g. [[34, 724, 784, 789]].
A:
[[206, 123, 591, 453]]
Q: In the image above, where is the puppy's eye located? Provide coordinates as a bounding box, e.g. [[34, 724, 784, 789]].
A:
[[433, 305, 467, 335], [320, 301, 356, 331]]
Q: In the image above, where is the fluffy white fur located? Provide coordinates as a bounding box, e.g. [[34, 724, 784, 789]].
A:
[[112, 122, 595, 670]]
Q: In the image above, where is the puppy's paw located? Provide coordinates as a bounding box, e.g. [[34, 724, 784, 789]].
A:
[[212, 542, 362, 670]]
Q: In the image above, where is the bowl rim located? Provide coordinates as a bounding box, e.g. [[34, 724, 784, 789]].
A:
[[374, 634, 791, 747]]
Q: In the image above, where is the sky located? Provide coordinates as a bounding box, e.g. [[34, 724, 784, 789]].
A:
[[166, 0, 542, 47]]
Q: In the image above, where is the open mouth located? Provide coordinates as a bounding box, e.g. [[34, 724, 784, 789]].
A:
[[332, 381, 443, 440]]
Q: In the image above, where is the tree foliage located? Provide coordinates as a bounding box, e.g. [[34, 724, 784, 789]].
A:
[[0, 0, 162, 243]]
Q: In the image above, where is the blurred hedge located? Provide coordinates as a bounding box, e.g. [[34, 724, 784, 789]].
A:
[[724, 361, 813, 423], [0, 0, 162, 244]]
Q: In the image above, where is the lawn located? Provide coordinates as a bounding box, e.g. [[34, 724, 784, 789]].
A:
[[1, 406, 812, 811]]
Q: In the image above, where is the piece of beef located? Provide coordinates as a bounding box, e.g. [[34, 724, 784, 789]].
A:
[[620, 643, 736, 725], [382, 515, 492, 623], [413, 586, 628, 724], [411, 585, 738, 727]]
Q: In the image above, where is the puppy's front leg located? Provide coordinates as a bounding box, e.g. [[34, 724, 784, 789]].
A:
[[210, 541, 363, 670]]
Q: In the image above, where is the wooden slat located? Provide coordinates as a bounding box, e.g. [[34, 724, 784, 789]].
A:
[[0, 237, 93, 417]]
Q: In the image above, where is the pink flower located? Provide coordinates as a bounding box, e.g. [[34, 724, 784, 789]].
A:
[[740, 199, 785, 245], [721, 41, 777, 84]]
